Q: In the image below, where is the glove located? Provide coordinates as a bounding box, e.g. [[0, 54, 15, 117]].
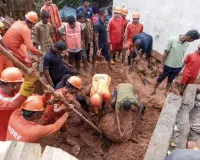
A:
[[19, 74, 38, 97]]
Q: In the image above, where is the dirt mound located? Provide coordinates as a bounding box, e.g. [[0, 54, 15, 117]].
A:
[[99, 112, 133, 142]]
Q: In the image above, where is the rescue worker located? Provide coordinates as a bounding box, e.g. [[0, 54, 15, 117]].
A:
[[90, 74, 111, 114], [0, 21, 14, 75], [76, 0, 93, 19], [35, 10, 55, 75], [41, 0, 62, 41], [129, 32, 153, 73], [43, 41, 76, 87], [3, 11, 41, 67], [0, 67, 38, 141], [151, 30, 200, 96], [77, 13, 89, 72], [40, 76, 82, 126], [179, 44, 200, 95], [92, 7, 112, 71], [123, 12, 143, 66], [107, 6, 124, 65], [121, 7, 129, 34], [110, 83, 144, 136], [6, 95, 71, 142], [58, 16, 85, 75]]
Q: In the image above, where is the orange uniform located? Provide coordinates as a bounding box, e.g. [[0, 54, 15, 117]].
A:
[[125, 22, 143, 51], [3, 21, 41, 67], [40, 88, 75, 125], [122, 17, 128, 33], [0, 88, 27, 141], [41, 4, 62, 41], [6, 108, 68, 142]]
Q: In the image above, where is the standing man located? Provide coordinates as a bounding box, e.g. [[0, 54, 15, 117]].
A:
[[3, 11, 41, 67], [77, 13, 89, 72], [0, 67, 37, 140], [151, 30, 200, 96], [76, 0, 93, 19], [121, 7, 129, 33], [92, 7, 112, 71], [107, 6, 124, 65], [179, 44, 200, 94], [35, 10, 55, 74], [41, 0, 62, 41], [123, 12, 143, 66], [129, 32, 153, 73], [58, 16, 84, 75], [44, 41, 76, 88]]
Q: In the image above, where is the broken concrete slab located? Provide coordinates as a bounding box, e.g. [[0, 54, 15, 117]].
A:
[[171, 84, 197, 149], [144, 93, 182, 160]]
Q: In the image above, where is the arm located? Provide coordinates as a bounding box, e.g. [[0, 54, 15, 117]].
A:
[[58, 24, 66, 42], [140, 24, 144, 33], [55, 5, 62, 27], [107, 21, 111, 43], [124, 24, 129, 45], [22, 29, 41, 55], [34, 112, 68, 139], [49, 24, 56, 43], [0, 93, 27, 111], [44, 68, 54, 87], [34, 25, 40, 47], [161, 38, 173, 67], [115, 107, 122, 136]]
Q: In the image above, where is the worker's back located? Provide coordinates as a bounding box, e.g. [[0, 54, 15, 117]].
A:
[[3, 21, 30, 50]]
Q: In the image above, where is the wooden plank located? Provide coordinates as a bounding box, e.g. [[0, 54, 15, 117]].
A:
[[41, 146, 78, 160]]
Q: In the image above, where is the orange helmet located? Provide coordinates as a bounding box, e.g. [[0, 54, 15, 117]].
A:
[[21, 96, 45, 112], [0, 67, 23, 83], [25, 11, 38, 24], [122, 8, 128, 15], [113, 6, 122, 14], [67, 76, 82, 90], [133, 12, 140, 19], [90, 93, 102, 107]]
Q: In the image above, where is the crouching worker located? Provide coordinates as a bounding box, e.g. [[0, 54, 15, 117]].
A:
[[40, 76, 82, 126], [0, 67, 38, 141], [110, 83, 145, 136], [90, 74, 111, 114], [6, 95, 70, 143]]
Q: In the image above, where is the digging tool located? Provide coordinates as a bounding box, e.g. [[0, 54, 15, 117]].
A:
[[0, 47, 102, 134]]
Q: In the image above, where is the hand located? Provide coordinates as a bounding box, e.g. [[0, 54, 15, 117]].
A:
[[159, 66, 164, 73], [97, 49, 101, 56]]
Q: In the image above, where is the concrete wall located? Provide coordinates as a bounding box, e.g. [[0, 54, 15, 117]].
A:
[[113, 0, 200, 54]]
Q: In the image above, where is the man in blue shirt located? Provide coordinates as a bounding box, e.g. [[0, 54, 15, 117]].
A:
[[43, 41, 77, 88], [92, 7, 112, 71], [130, 32, 153, 72], [76, 0, 93, 19]]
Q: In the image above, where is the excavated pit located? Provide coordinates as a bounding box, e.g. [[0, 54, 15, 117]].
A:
[[37, 51, 185, 160]]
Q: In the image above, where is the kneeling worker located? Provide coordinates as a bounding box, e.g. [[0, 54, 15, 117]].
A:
[[90, 74, 111, 114], [6, 96, 70, 143], [111, 83, 145, 136]]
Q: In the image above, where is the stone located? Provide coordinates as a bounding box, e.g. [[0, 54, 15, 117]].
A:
[[99, 112, 133, 142]]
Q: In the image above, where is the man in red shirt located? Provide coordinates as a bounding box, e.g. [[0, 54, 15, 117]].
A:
[[3, 11, 41, 67], [0, 67, 38, 141], [6, 96, 70, 142], [180, 44, 200, 94], [40, 76, 82, 126], [121, 8, 129, 34], [124, 12, 143, 66], [107, 6, 124, 65], [41, 0, 62, 41]]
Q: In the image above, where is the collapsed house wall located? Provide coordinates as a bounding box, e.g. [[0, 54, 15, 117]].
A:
[[113, 0, 200, 54]]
